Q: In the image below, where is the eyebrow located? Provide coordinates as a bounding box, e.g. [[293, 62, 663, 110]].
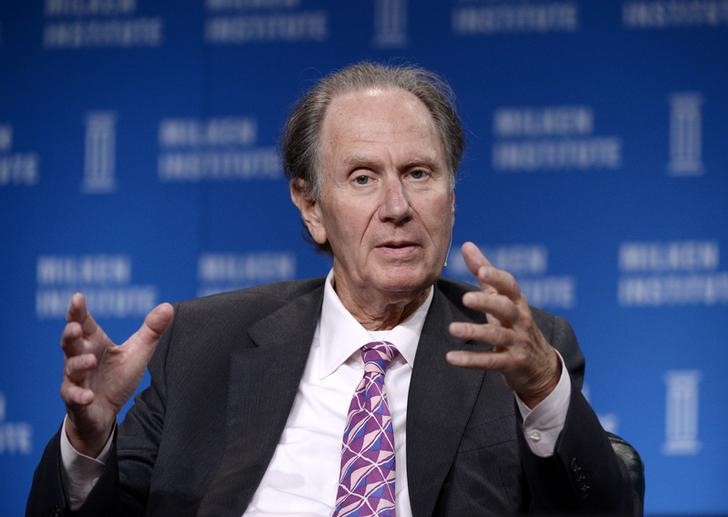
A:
[[400, 158, 439, 171], [343, 154, 379, 169], [342, 155, 440, 171]]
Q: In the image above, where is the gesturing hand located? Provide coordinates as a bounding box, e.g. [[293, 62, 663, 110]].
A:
[[60, 293, 174, 457], [446, 242, 560, 408]]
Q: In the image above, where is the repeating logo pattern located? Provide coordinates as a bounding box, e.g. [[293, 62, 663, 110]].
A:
[[0, 393, 33, 456], [663, 370, 702, 455], [82, 112, 117, 194], [668, 93, 704, 176], [2, 2, 726, 514]]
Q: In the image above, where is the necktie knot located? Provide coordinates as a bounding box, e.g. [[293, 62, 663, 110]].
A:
[[362, 340, 399, 374]]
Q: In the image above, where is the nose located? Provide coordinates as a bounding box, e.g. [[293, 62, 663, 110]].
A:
[[378, 176, 412, 223]]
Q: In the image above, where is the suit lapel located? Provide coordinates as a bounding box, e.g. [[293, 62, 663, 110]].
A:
[[197, 284, 324, 517], [406, 283, 488, 517]]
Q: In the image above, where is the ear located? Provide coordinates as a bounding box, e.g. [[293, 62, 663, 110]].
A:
[[450, 190, 456, 224], [290, 179, 328, 245]]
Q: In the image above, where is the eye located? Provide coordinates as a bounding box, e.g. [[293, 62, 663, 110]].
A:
[[353, 174, 371, 185], [409, 169, 429, 180]]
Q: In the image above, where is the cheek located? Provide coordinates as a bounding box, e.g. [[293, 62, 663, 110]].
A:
[[321, 202, 366, 245], [422, 197, 454, 235], [333, 199, 376, 230]]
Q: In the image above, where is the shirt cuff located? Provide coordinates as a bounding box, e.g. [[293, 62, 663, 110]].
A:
[[515, 351, 571, 457], [59, 416, 114, 510]]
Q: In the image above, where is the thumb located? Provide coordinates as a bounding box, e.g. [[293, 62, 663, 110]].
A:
[[125, 303, 174, 358]]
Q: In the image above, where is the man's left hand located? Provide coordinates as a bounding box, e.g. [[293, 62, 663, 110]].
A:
[[446, 241, 561, 408]]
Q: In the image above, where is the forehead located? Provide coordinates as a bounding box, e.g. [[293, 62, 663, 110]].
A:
[[319, 87, 445, 165]]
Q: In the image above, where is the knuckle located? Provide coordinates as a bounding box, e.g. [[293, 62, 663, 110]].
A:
[[501, 269, 514, 284], [469, 354, 487, 369], [460, 353, 476, 367], [521, 313, 535, 330], [513, 306, 531, 325], [465, 352, 487, 369], [59, 383, 72, 402], [461, 324, 476, 339], [492, 325, 507, 346], [513, 348, 529, 365]]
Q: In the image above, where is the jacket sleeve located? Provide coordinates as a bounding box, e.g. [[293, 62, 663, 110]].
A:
[[519, 313, 636, 515]]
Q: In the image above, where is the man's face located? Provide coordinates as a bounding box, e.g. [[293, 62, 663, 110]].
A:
[[295, 87, 454, 306]]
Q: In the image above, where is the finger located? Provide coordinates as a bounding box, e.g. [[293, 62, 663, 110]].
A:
[[60, 318, 109, 358], [475, 263, 522, 302], [461, 242, 525, 302], [66, 292, 105, 341], [460, 242, 493, 290], [459, 243, 502, 325], [123, 303, 174, 365], [449, 321, 512, 348], [66, 292, 87, 323], [462, 290, 519, 325], [446, 350, 509, 371], [64, 353, 98, 383], [60, 320, 85, 355], [60, 381, 94, 407]]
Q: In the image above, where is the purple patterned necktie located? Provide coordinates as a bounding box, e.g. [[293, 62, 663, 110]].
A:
[[333, 340, 399, 517]]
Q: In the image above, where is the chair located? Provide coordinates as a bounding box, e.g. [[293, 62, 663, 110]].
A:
[[607, 432, 645, 516]]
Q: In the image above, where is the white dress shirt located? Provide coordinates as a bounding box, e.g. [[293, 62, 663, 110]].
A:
[[61, 270, 571, 513]]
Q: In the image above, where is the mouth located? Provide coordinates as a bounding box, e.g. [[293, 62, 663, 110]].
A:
[[376, 241, 420, 256]]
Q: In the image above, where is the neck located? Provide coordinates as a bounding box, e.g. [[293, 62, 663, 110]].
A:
[[332, 276, 431, 331]]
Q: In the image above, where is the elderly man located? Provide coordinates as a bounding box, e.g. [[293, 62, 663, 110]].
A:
[[28, 63, 633, 516]]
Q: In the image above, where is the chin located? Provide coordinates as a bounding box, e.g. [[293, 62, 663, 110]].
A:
[[375, 267, 439, 295]]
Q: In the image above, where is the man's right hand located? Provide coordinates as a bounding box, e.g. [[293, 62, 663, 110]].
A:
[[60, 293, 174, 457]]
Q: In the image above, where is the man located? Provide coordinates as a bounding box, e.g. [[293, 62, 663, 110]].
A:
[[27, 63, 633, 516]]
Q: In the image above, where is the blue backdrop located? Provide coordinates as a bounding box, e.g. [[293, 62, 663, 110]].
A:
[[2, 1, 727, 514]]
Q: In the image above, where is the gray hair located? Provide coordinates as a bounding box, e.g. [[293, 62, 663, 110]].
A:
[[281, 62, 465, 199]]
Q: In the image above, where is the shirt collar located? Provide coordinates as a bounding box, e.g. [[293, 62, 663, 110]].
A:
[[318, 269, 433, 379]]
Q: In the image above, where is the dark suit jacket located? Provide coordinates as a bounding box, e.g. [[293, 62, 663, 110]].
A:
[[27, 278, 633, 516]]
